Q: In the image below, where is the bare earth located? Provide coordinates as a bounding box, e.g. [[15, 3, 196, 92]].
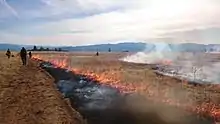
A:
[[0, 54, 83, 124]]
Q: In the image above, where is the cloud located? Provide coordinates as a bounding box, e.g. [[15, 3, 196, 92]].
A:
[[161, 27, 220, 44], [0, 0, 220, 45], [32, 0, 132, 19], [0, 0, 18, 18]]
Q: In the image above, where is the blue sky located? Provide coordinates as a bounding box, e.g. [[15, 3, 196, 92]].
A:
[[0, 0, 220, 46]]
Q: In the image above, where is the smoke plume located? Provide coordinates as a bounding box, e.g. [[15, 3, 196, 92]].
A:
[[122, 42, 178, 64], [122, 43, 220, 84]]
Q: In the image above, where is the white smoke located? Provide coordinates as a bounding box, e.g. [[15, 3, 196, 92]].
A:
[[0, 0, 19, 18], [122, 43, 220, 84], [122, 42, 178, 64]]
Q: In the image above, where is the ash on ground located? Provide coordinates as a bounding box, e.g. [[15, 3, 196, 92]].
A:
[[40, 61, 213, 124]]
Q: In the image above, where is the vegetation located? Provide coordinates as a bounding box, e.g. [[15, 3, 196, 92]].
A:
[[30, 46, 65, 52], [36, 52, 220, 122], [0, 53, 83, 124]]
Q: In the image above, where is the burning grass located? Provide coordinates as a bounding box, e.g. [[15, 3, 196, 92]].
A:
[[32, 52, 220, 123]]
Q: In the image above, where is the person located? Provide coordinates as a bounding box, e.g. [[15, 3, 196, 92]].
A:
[[96, 51, 99, 56], [28, 51, 32, 58], [20, 47, 27, 65], [6, 49, 11, 59]]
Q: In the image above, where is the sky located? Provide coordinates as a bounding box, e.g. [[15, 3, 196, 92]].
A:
[[0, 0, 220, 46]]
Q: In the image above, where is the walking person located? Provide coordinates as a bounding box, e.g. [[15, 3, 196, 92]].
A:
[[28, 51, 32, 58], [20, 47, 27, 65], [5, 49, 11, 59], [96, 51, 99, 56]]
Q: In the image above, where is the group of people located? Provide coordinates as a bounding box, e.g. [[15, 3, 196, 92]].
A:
[[6, 47, 32, 65]]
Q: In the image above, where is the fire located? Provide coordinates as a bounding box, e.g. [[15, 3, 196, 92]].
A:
[[161, 59, 172, 65], [32, 54, 220, 122]]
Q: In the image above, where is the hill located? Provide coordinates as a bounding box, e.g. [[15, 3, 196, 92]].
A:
[[0, 44, 23, 51], [1, 42, 220, 52], [61, 42, 146, 52]]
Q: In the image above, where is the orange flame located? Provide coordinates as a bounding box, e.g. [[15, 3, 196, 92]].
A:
[[161, 59, 172, 65], [32, 54, 220, 122]]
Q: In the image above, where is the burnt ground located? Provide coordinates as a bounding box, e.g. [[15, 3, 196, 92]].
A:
[[0, 55, 84, 124], [39, 61, 214, 124], [32, 52, 220, 123]]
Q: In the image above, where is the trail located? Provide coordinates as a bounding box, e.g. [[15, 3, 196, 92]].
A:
[[0, 55, 83, 124]]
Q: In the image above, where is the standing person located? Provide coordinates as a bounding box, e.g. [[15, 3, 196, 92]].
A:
[[20, 47, 27, 65], [96, 51, 99, 56], [5, 49, 11, 59], [28, 51, 32, 58]]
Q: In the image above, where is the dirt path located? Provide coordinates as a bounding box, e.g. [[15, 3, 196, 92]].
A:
[[0, 56, 84, 124]]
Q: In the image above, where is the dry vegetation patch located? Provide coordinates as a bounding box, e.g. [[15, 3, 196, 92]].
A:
[[34, 52, 220, 122], [0, 53, 83, 124]]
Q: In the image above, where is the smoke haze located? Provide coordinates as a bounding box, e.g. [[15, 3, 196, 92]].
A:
[[122, 43, 220, 84]]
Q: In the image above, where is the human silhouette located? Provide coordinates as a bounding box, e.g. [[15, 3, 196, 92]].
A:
[[28, 51, 32, 58], [96, 52, 99, 56], [20, 47, 27, 65], [5, 49, 11, 59]]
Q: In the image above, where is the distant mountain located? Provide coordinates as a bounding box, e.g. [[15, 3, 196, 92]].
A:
[[61, 42, 146, 52], [0, 44, 60, 51], [0, 44, 23, 51], [206, 44, 220, 52], [1, 42, 220, 53], [0, 42, 147, 52], [176, 43, 207, 52]]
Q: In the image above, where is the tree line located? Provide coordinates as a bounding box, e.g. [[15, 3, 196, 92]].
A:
[[30, 46, 65, 52], [29, 46, 129, 52]]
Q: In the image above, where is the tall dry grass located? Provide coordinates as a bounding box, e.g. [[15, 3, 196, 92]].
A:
[[34, 52, 220, 121]]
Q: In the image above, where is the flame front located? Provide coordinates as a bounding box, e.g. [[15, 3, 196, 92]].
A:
[[32, 54, 220, 122], [162, 59, 172, 65]]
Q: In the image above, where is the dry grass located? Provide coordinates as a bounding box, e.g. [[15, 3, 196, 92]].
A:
[[33, 52, 220, 121], [0, 53, 83, 124]]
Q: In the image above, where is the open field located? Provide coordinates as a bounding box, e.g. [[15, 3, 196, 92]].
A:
[[1, 51, 219, 123], [33, 52, 220, 122], [0, 53, 83, 124]]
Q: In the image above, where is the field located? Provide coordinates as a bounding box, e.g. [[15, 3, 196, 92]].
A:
[[1, 51, 220, 124], [33, 52, 220, 123], [0, 52, 83, 124]]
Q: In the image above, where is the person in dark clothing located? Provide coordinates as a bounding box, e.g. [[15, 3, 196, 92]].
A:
[[20, 47, 27, 65], [28, 51, 32, 58], [6, 49, 11, 59], [96, 52, 99, 56]]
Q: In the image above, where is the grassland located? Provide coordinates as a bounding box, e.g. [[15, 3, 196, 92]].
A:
[[1, 50, 219, 124], [34, 51, 220, 122], [0, 52, 83, 124]]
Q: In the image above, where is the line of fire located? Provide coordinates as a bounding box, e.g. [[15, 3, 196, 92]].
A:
[[33, 54, 220, 124]]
